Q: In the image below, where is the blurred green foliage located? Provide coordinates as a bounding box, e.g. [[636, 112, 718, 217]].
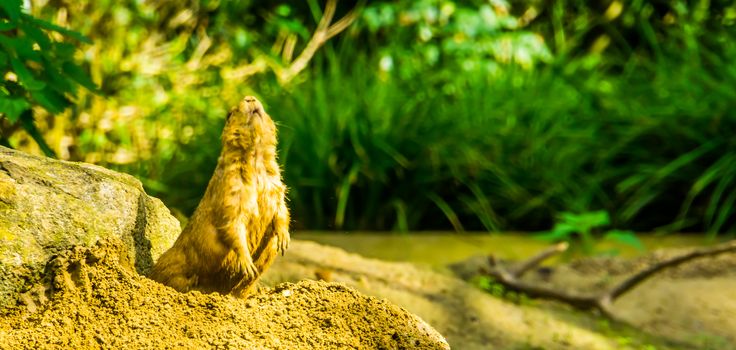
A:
[[537, 211, 642, 254], [0, 0, 95, 156], [361, 0, 552, 75], [7, 0, 736, 235]]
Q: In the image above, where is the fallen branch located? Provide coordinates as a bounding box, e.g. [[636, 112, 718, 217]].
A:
[[508, 242, 568, 277], [482, 240, 736, 319]]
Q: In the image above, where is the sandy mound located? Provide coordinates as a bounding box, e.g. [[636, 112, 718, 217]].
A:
[[0, 240, 448, 349], [0, 146, 179, 311]]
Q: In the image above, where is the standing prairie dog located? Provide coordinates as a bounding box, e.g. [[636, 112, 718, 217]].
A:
[[150, 96, 290, 297]]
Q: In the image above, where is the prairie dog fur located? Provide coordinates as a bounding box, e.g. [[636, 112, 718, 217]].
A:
[[150, 96, 290, 297]]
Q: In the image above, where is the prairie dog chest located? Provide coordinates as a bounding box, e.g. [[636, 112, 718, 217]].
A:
[[223, 160, 282, 232], [253, 170, 283, 219]]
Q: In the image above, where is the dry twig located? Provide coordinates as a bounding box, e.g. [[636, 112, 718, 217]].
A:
[[226, 0, 359, 84], [482, 240, 736, 319]]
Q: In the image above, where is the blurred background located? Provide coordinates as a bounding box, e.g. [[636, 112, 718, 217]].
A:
[[1, 0, 735, 258]]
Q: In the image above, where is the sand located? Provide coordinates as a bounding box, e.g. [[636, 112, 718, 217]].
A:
[[0, 240, 448, 349]]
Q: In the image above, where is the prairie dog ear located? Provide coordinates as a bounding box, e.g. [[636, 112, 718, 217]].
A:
[[226, 109, 235, 122]]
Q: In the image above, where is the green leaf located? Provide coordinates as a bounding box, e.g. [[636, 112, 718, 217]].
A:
[[604, 230, 644, 251], [428, 192, 465, 232], [274, 18, 310, 40], [22, 14, 91, 44], [0, 36, 40, 61], [559, 210, 610, 232], [62, 62, 97, 91], [19, 110, 56, 157], [9, 57, 45, 90], [334, 164, 360, 229], [535, 230, 573, 241], [53, 42, 76, 58], [391, 200, 409, 232], [0, 0, 22, 22], [0, 20, 16, 31], [709, 189, 736, 236], [30, 87, 69, 114], [21, 21, 51, 50], [0, 95, 30, 122], [42, 58, 75, 95], [275, 5, 291, 17]]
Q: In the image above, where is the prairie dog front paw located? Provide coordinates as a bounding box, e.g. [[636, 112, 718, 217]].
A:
[[223, 249, 258, 278]]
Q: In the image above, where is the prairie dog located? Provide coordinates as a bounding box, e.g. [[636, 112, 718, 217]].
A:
[[150, 96, 290, 297]]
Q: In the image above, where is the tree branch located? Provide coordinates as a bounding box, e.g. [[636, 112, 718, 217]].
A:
[[223, 0, 359, 84], [276, 0, 359, 84]]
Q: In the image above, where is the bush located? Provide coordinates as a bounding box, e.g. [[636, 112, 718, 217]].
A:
[[0, 0, 95, 156], [8, 0, 736, 234]]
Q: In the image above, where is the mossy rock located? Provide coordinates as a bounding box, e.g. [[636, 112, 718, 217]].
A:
[[0, 146, 179, 312]]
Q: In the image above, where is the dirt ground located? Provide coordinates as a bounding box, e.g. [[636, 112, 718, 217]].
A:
[[268, 240, 736, 350], [1, 238, 734, 350], [536, 248, 736, 348], [0, 240, 448, 350]]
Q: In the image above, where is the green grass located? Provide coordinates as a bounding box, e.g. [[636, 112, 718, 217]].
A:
[[244, 47, 736, 233], [108, 46, 736, 234], [14, 1, 736, 235]]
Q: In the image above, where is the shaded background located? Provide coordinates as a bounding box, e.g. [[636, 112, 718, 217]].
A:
[[2, 0, 736, 237]]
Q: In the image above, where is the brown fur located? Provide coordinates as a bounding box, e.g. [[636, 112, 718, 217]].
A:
[[150, 96, 290, 297]]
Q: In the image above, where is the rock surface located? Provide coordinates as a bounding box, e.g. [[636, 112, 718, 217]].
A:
[[0, 146, 180, 311]]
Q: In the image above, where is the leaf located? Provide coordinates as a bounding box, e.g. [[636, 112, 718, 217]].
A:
[[22, 14, 92, 44], [391, 199, 409, 232], [30, 87, 69, 114], [62, 62, 98, 92], [704, 161, 736, 227], [620, 192, 658, 222], [604, 230, 644, 251], [334, 164, 360, 229], [274, 18, 310, 40], [463, 181, 501, 232], [275, 5, 291, 17], [374, 139, 410, 167], [0, 0, 22, 22], [536, 220, 580, 240], [581, 210, 610, 227], [53, 42, 76, 58], [535, 230, 573, 241], [20, 21, 51, 50], [41, 57, 75, 94], [9, 57, 45, 90], [0, 36, 40, 61], [709, 189, 736, 236], [0, 21, 16, 31], [428, 192, 465, 232], [0, 95, 30, 122], [19, 110, 56, 157]]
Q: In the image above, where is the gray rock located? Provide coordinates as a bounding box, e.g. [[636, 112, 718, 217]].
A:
[[0, 146, 179, 311]]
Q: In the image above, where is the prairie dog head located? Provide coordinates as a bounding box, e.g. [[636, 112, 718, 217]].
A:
[[222, 96, 277, 151]]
